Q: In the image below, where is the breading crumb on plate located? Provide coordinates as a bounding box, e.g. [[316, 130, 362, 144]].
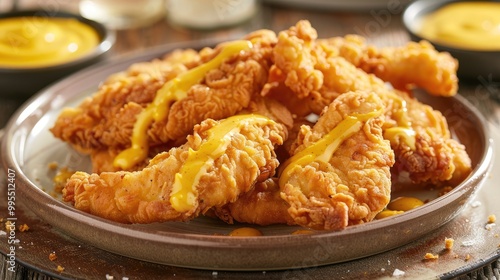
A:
[[424, 252, 439, 260]]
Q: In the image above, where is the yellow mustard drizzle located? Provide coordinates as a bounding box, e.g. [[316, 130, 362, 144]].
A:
[[170, 114, 274, 212], [278, 109, 382, 189], [0, 17, 99, 68], [384, 127, 416, 150], [383, 92, 416, 150], [113, 40, 253, 170]]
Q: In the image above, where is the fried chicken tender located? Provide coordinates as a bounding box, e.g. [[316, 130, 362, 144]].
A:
[[51, 31, 278, 172], [280, 91, 394, 230], [381, 90, 471, 185], [63, 115, 285, 223], [317, 34, 458, 96], [264, 20, 388, 117], [50, 53, 192, 154]]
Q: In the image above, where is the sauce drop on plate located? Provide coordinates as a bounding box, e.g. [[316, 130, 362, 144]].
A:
[[229, 227, 263, 237]]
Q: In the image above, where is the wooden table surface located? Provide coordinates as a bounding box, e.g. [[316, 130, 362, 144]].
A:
[[1, 1, 499, 279]]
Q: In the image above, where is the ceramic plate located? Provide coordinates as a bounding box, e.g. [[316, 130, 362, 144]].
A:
[[1, 42, 493, 270]]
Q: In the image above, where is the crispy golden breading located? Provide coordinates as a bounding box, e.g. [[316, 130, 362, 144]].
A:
[[318, 34, 458, 96], [63, 116, 285, 223], [214, 178, 295, 226], [359, 40, 458, 97], [280, 91, 394, 230], [88, 143, 176, 173], [381, 90, 471, 185], [265, 20, 388, 117], [50, 57, 189, 154]]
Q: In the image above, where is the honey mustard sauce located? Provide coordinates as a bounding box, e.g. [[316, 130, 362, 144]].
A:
[[113, 40, 253, 170], [0, 17, 99, 68], [418, 2, 500, 50], [169, 114, 275, 212]]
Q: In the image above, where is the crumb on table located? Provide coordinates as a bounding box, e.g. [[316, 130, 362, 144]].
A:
[[18, 224, 29, 232], [445, 238, 454, 250], [488, 214, 496, 223], [56, 265, 64, 273], [424, 253, 439, 260], [5, 221, 14, 231], [49, 252, 57, 261]]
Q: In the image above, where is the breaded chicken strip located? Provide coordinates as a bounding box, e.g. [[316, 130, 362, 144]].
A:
[[63, 115, 285, 223], [381, 90, 471, 185], [264, 21, 387, 117], [318, 35, 458, 96], [51, 31, 278, 172], [50, 52, 192, 154], [279, 91, 394, 230], [267, 21, 457, 105]]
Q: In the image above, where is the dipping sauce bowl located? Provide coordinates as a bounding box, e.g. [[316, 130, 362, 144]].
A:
[[403, 0, 500, 81], [0, 10, 115, 98]]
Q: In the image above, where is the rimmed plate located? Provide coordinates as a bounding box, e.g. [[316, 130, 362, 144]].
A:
[[1, 41, 493, 270]]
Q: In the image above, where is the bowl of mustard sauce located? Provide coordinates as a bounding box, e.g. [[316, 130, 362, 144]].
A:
[[403, 0, 500, 81], [0, 10, 115, 98]]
